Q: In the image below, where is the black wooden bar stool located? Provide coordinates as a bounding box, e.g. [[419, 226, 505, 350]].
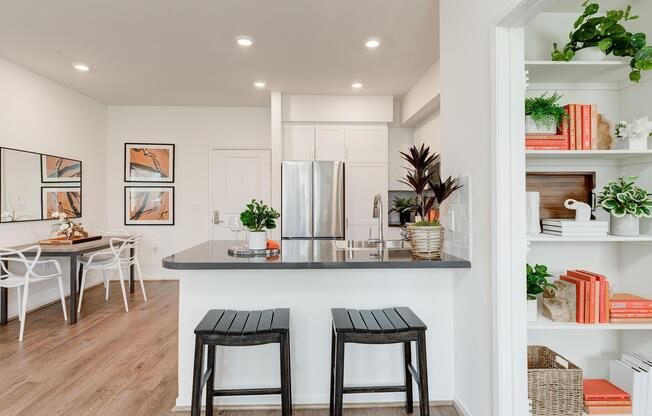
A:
[[191, 308, 292, 416], [329, 307, 429, 416]]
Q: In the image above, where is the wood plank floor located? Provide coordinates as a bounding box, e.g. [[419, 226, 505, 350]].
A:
[[0, 281, 458, 416]]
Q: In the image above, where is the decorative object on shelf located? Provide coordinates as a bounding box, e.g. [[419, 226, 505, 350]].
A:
[[41, 187, 81, 220], [542, 280, 576, 323], [526, 192, 542, 235], [614, 117, 652, 150], [598, 176, 652, 236], [525, 92, 568, 135], [48, 211, 88, 240], [240, 199, 280, 250], [551, 1, 652, 83], [124, 143, 175, 183], [597, 114, 614, 150], [528, 345, 583, 416], [406, 220, 443, 260], [541, 219, 608, 237], [527, 171, 596, 220], [564, 199, 592, 222], [610, 293, 652, 323], [527, 264, 555, 322], [560, 270, 611, 324], [398, 144, 440, 219], [389, 196, 417, 225], [40, 155, 81, 183], [124, 186, 175, 226], [583, 379, 632, 415]]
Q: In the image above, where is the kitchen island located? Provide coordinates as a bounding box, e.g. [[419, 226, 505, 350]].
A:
[[164, 240, 470, 410]]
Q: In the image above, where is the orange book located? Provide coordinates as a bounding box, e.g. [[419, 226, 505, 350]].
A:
[[610, 308, 652, 313], [561, 110, 571, 149], [582, 105, 592, 150], [591, 104, 599, 150], [525, 138, 567, 146], [610, 312, 652, 318], [584, 405, 633, 414], [574, 104, 583, 150], [560, 275, 586, 323], [568, 270, 597, 324], [578, 270, 609, 323], [584, 400, 632, 406], [525, 134, 566, 140], [566, 105, 577, 150], [583, 379, 630, 401], [611, 293, 652, 309], [526, 145, 570, 150], [610, 317, 652, 323]]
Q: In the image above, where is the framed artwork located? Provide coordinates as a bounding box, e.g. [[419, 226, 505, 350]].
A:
[[124, 143, 175, 183], [124, 186, 174, 226], [41, 187, 82, 220], [41, 154, 82, 183]]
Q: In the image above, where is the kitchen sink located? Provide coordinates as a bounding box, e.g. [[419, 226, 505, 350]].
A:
[[332, 240, 411, 251]]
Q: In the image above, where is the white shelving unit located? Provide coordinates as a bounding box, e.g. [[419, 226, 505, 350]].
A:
[[529, 234, 652, 243], [526, 150, 652, 161], [529, 315, 652, 331], [525, 60, 632, 84]]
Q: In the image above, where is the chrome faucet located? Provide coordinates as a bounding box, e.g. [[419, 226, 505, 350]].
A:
[[371, 194, 384, 247]]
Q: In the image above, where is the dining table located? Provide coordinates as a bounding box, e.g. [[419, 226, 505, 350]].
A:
[[1, 236, 135, 325]]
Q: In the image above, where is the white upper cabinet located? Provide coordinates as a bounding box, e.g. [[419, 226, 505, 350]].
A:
[[315, 126, 346, 161], [282, 125, 315, 161], [345, 125, 389, 163]]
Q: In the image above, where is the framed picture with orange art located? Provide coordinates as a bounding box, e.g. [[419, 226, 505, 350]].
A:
[[41, 187, 82, 220], [124, 143, 175, 183], [124, 186, 174, 226]]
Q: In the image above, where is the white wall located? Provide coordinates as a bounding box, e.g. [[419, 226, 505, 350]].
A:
[[106, 106, 271, 278], [414, 110, 440, 153], [0, 56, 107, 318], [402, 60, 440, 125], [439, 0, 521, 414], [282, 94, 394, 123]]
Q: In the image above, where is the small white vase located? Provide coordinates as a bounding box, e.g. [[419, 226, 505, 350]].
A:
[[527, 298, 538, 322], [625, 136, 649, 151], [525, 116, 557, 135], [247, 231, 268, 250], [572, 48, 607, 61], [526, 192, 541, 235], [610, 214, 640, 237]]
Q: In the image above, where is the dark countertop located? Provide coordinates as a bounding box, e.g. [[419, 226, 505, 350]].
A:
[[162, 240, 471, 270]]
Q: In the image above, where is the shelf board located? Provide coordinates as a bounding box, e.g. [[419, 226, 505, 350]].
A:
[[525, 60, 631, 84], [526, 149, 652, 161], [529, 315, 652, 331], [529, 233, 652, 242]]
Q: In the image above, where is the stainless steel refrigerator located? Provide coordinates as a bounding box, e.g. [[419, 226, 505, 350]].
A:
[[282, 161, 344, 239]]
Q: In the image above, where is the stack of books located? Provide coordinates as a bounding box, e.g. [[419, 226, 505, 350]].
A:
[[526, 103, 599, 150], [609, 353, 652, 415], [560, 270, 610, 324], [584, 379, 632, 415], [610, 294, 652, 324], [542, 219, 608, 237]]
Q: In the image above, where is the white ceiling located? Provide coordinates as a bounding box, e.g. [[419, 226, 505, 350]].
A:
[[0, 0, 438, 106]]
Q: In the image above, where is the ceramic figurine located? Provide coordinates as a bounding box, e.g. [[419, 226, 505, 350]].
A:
[[564, 199, 591, 222]]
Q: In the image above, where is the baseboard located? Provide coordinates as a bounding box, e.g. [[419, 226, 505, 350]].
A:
[[453, 395, 472, 416], [171, 400, 455, 412]]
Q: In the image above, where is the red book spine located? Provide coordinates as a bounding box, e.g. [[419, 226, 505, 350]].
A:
[[561, 275, 585, 323], [568, 270, 596, 324], [591, 104, 598, 150], [582, 105, 592, 150], [566, 105, 576, 150], [574, 104, 583, 150], [610, 308, 652, 313], [526, 146, 570, 150], [610, 312, 652, 318], [561, 113, 570, 149], [525, 139, 567, 146], [611, 301, 652, 309]]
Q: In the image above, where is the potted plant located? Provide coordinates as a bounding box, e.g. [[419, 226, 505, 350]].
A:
[[428, 173, 463, 221], [614, 117, 652, 150], [239, 199, 280, 250], [50, 212, 88, 239], [389, 196, 417, 225], [406, 220, 443, 259], [598, 176, 652, 236], [398, 144, 440, 220], [527, 264, 555, 322], [524, 92, 568, 135], [551, 1, 652, 82]]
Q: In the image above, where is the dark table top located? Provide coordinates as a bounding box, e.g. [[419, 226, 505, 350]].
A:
[[162, 240, 471, 270]]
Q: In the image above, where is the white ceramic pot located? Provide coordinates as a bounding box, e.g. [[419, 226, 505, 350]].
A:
[[572, 47, 607, 61], [525, 116, 557, 135], [247, 231, 267, 250], [527, 298, 538, 322], [610, 214, 640, 237], [526, 192, 541, 235]]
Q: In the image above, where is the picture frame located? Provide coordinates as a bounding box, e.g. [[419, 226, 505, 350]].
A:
[[41, 187, 82, 220], [124, 143, 175, 183], [124, 186, 175, 226], [41, 154, 82, 183]]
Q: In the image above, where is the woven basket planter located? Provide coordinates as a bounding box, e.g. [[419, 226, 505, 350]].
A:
[[406, 225, 443, 259], [528, 345, 583, 416]]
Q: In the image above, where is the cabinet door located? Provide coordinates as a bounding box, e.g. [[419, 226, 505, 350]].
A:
[[282, 125, 315, 161], [315, 126, 346, 161], [345, 125, 389, 163], [345, 163, 389, 240]]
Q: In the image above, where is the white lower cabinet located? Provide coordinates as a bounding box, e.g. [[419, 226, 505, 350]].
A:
[[345, 163, 388, 240]]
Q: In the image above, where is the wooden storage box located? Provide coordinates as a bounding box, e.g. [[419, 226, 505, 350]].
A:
[[528, 345, 583, 416]]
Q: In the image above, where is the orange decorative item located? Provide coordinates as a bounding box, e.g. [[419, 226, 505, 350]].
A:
[[267, 240, 280, 250]]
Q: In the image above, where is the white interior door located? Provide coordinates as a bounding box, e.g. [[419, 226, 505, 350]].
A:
[[211, 149, 271, 240]]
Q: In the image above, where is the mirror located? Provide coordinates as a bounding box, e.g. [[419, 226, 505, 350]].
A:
[[0, 147, 82, 223]]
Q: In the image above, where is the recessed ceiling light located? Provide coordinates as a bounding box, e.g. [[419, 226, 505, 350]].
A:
[[73, 63, 90, 72], [351, 82, 363, 89], [254, 81, 266, 88], [365, 39, 381, 49], [236, 36, 254, 47]]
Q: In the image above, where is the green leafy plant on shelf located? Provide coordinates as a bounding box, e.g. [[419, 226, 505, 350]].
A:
[[239, 199, 280, 232], [525, 92, 569, 129], [389, 196, 418, 224], [598, 176, 652, 218], [551, 1, 652, 82], [527, 264, 555, 300]]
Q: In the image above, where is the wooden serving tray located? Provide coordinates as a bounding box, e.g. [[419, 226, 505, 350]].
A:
[[526, 171, 596, 220], [39, 235, 102, 245]]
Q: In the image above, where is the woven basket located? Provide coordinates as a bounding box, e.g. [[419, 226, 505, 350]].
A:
[[406, 225, 443, 259], [528, 346, 583, 416]]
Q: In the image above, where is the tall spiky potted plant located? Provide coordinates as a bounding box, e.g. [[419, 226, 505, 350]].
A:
[[398, 144, 440, 220]]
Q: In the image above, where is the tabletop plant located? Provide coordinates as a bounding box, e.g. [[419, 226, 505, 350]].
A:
[[239, 199, 280, 232], [527, 264, 555, 300], [50, 212, 88, 239], [525, 92, 568, 130], [389, 196, 418, 224], [551, 1, 652, 82], [399, 144, 440, 219], [598, 176, 652, 218]]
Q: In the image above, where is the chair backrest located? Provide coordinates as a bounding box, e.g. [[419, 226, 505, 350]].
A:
[[109, 236, 141, 267], [0, 246, 41, 277], [97, 229, 133, 237]]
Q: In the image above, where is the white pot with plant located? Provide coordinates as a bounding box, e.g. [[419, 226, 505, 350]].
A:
[[598, 176, 652, 237], [525, 92, 568, 135], [614, 117, 652, 150], [239, 199, 280, 251], [527, 264, 555, 322]]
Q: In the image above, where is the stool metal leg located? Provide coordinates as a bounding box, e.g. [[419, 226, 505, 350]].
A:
[[190, 335, 205, 416], [205, 345, 215, 416], [333, 335, 345, 416], [403, 341, 414, 414], [329, 327, 336, 416], [280, 332, 292, 416], [417, 332, 430, 416]]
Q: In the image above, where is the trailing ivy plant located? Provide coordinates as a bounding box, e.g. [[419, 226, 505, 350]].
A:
[[526, 264, 555, 300], [240, 199, 280, 232], [551, 1, 652, 82], [598, 175, 652, 218], [525, 92, 568, 129]]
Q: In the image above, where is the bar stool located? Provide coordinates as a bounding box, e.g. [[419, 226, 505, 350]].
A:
[[329, 307, 430, 416], [191, 308, 292, 416]]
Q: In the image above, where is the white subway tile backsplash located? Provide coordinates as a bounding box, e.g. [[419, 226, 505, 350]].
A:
[[439, 175, 471, 261]]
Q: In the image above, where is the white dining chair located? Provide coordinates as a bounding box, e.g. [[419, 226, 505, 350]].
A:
[[0, 246, 67, 342], [77, 236, 146, 314]]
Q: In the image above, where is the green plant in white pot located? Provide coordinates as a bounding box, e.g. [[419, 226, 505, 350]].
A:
[[598, 176, 652, 236], [524, 92, 568, 135], [240, 199, 280, 250], [527, 264, 555, 322]]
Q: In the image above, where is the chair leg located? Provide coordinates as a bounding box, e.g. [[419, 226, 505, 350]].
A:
[[190, 336, 205, 416], [77, 269, 89, 314], [404, 341, 414, 414], [205, 345, 215, 416], [135, 260, 147, 302], [333, 335, 345, 416], [117, 266, 129, 312], [417, 331, 430, 416], [16, 286, 22, 322], [103, 270, 110, 301], [57, 277, 68, 321], [329, 328, 336, 416], [18, 282, 29, 342], [280, 332, 292, 416]]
